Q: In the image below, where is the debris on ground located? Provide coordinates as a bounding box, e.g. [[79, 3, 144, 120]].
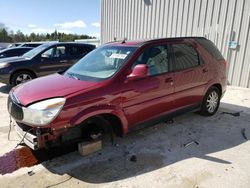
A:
[[114, 143, 119, 147], [221, 111, 242, 117], [165, 119, 174, 124], [90, 133, 102, 140], [124, 151, 130, 155], [241, 128, 248, 140], [183, 140, 199, 147], [130, 155, 137, 162], [27, 170, 35, 176], [46, 176, 72, 188]]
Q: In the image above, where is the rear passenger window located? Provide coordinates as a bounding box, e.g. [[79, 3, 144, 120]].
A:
[[70, 46, 88, 57], [172, 44, 199, 71]]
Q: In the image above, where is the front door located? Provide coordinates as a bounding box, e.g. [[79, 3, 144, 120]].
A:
[[37, 45, 69, 76], [122, 44, 175, 127]]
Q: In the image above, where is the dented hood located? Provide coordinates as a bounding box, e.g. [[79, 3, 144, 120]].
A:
[[12, 73, 100, 106]]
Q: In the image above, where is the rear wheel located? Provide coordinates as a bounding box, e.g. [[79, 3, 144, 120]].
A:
[[200, 87, 220, 116], [11, 71, 35, 86]]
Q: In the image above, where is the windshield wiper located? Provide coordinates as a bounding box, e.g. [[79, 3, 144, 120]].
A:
[[66, 72, 80, 80]]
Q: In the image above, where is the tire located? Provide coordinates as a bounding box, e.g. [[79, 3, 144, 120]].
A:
[[200, 86, 221, 116], [11, 71, 35, 86]]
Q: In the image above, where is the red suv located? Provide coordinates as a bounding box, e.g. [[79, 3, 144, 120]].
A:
[[8, 37, 227, 150]]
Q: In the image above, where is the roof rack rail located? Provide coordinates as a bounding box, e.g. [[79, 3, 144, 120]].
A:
[[138, 36, 207, 46], [105, 37, 128, 44]]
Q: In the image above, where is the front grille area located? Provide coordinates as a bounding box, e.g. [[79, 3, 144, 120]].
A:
[[8, 95, 23, 120]]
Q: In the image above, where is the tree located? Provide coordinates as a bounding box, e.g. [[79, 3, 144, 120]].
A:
[[0, 28, 11, 42], [13, 30, 26, 42], [0, 24, 94, 43]]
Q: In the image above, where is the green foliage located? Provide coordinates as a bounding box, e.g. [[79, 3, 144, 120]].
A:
[[0, 27, 95, 43]]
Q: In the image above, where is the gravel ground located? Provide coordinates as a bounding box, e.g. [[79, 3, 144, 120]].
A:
[[0, 83, 249, 188]]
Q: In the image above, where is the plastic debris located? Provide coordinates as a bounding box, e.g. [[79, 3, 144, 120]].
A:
[[130, 155, 137, 162], [241, 128, 248, 140], [165, 119, 174, 124], [28, 170, 35, 176], [90, 133, 102, 140], [221, 111, 242, 117], [183, 140, 199, 147]]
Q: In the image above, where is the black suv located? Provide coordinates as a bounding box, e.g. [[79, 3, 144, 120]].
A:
[[0, 42, 95, 85], [0, 47, 33, 59]]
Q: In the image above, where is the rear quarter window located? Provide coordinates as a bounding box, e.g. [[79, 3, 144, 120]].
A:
[[196, 39, 224, 60]]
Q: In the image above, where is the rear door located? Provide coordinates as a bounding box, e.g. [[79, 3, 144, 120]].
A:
[[122, 43, 175, 127], [36, 45, 69, 76], [170, 41, 210, 108]]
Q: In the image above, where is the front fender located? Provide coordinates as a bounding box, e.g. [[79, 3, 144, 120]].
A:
[[69, 104, 129, 134]]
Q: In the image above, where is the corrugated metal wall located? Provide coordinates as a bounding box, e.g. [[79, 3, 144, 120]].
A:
[[101, 0, 250, 88]]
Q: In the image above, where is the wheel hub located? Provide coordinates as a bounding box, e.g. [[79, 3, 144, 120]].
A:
[[206, 91, 219, 113], [16, 74, 32, 85]]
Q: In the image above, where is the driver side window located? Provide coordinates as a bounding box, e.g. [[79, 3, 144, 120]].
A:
[[41, 46, 66, 58], [132, 45, 169, 76]]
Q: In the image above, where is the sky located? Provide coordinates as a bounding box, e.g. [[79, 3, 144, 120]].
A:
[[0, 0, 100, 38]]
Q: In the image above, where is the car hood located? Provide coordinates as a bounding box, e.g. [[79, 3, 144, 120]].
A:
[[0, 56, 29, 63], [12, 73, 101, 106]]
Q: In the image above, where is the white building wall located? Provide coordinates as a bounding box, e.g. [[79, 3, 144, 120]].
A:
[[101, 0, 250, 88]]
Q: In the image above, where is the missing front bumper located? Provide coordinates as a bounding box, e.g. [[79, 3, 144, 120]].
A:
[[14, 124, 38, 150]]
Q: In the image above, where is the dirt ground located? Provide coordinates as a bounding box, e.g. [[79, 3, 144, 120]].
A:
[[0, 83, 249, 188]]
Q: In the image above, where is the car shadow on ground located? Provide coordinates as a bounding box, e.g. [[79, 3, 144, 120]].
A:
[[0, 84, 11, 94], [42, 102, 249, 183]]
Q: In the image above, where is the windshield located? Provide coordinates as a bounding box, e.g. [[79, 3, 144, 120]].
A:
[[22, 44, 51, 59], [64, 45, 137, 81]]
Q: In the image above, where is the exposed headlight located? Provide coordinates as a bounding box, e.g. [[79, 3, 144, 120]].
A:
[[0, 62, 10, 69], [22, 98, 66, 126]]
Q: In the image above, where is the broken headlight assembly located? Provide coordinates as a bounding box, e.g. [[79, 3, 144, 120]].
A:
[[22, 98, 66, 126]]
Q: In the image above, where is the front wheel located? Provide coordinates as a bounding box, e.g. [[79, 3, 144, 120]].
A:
[[11, 71, 35, 86], [200, 87, 221, 116]]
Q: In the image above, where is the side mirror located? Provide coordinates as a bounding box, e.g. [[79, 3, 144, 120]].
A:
[[127, 64, 148, 81]]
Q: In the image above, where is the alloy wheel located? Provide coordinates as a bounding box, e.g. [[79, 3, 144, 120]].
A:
[[206, 91, 219, 113], [15, 74, 32, 85]]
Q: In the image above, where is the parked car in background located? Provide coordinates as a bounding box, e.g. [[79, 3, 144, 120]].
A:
[[0, 47, 33, 59], [18, 42, 45, 48], [7, 37, 227, 150], [8, 43, 22, 48], [0, 42, 95, 85], [0, 42, 11, 50], [8, 42, 56, 48]]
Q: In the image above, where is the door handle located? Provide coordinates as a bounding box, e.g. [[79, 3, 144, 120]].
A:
[[202, 68, 208, 73], [165, 77, 174, 85], [60, 60, 67, 63]]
